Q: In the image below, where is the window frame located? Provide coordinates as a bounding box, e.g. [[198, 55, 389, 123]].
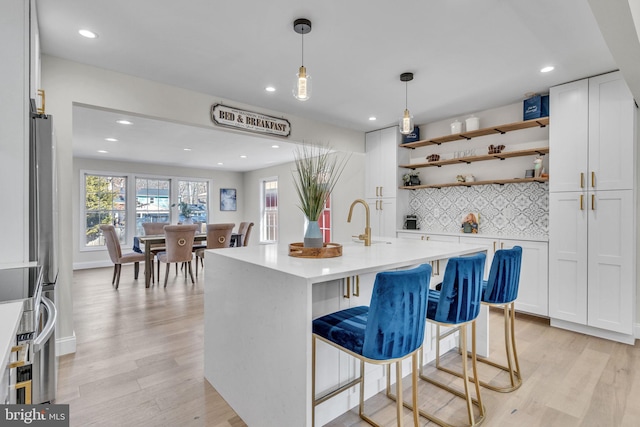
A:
[[80, 169, 213, 252], [260, 176, 279, 243]]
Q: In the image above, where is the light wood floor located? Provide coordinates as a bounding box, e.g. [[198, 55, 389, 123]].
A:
[[59, 265, 640, 426]]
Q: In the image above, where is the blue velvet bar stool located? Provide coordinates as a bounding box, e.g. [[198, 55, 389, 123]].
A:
[[418, 252, 487, 427], [436, 247, 523, 393], [312, 263, 432, 427]]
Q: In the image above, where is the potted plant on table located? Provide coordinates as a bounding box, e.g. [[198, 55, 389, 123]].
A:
[[292, 144, 349, 248]]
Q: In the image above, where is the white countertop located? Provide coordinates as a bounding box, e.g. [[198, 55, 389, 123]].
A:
[[0, 300, 24, 377], [206, 237, 486, 282], [396, 229, 549, 242]]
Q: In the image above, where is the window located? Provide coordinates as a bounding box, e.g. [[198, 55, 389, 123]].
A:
[[135, 178, 170, 235], [318, 196, 332, 243], [84, 174, 127, 247], [177, 180, 209, 224], [261, 178, 278, 242]]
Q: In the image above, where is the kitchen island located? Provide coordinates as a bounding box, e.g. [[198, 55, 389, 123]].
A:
[[204, 238, 486, 426]]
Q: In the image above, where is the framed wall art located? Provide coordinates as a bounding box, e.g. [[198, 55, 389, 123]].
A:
[[220, 188, 237, 211]]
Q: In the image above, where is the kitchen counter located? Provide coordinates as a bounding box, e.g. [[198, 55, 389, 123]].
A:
[[203, 238, 486, 427], [0, 300, 24, 404]]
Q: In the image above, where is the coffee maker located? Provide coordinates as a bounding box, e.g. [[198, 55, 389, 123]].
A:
[[404, 214, 418, 230]]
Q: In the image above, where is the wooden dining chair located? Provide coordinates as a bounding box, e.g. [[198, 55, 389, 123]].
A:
[[157, 224, 199, 287], [99, 224, 146, 289], [195, 223, 235, 277]]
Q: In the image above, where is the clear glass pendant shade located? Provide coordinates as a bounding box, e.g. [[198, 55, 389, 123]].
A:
[[399, 109, 414, 135], [293, 66, 312, 101]]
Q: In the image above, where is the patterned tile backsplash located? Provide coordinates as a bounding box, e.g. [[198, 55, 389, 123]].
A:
[[408, 182, 548, 238]]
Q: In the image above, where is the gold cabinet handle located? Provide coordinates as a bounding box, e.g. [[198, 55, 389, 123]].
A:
[[579, 194, 584, 210], [591, 171, 595, 188], [9, 344, 28, 369], [344, 277, 351, 299], [380, 187, 383, 197], [15, 380, 32, 404], [353, 275, 360, 297], [379, 201, 383, 210], [37, 89, 45, 114], [375, 186, 379, 197], [493, 241, 497, 253], [591, 194, 595, 210], [580, 172, 584, 188], [501, 242, 504, 249], [420, 235, 425, 240]]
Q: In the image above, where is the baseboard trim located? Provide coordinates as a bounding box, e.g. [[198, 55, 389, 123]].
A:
[[73, 260, 112, 270], [57, 331, 76, 356], [550, 318, 636, 345]]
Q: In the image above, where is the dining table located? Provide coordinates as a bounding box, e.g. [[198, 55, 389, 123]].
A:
[[137, 233, 207, 288], [136, 232, 242, 287]]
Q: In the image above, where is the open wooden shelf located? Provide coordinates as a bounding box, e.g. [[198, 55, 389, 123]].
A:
[[399, 147, 549, 169], [399, 117, 549, 149], [399, 176, 548, 190]]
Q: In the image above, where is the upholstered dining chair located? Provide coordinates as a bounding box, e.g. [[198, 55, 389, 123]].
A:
[[99, 224, 146, 290], [157, 224, 199, 287], [437, 247, 523, 393], [195, 223, 235, 277], [236, 222, 249, 247], [414, 252, 487, 427], [141, 222, 169, 282], [242, 222, 254, 246], [312, 263, 432, 427]]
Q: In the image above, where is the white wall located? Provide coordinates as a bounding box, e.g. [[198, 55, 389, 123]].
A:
[[243, 151, 366, 246], [73, 157, 244, 269], [41, 55, 364, 354]]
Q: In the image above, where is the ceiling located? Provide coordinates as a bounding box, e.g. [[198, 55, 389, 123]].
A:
[[36, 0, 625, 171]]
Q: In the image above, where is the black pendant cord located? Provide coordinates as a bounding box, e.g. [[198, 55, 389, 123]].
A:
[[301, 31, 304, 67]]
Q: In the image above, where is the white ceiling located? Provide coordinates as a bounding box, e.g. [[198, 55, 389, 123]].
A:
[[36, 0, 622, 171]]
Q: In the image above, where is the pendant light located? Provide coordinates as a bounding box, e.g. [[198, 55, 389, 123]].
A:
[[399, 72, 414, 135], [293, 18, 312, 101]]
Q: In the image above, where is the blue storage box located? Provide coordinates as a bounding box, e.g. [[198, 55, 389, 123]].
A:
[[523, 94, 549, 120], [401, 126, 420, 143]]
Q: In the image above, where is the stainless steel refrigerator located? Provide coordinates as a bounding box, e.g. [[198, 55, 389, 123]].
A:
[[28, 99, 59, 404]]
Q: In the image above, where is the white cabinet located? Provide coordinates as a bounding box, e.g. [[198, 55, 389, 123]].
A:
[[550, 72, 634, 192], [367, 199, 396, 238], [365, 127, 399, 199], [549, 190, 634, 334], [458, 236, 549, 317], [549, 71, 636, 341], [365, 127, 399, 238]]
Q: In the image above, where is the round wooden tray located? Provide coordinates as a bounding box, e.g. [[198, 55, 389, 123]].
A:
[[288, 242, 343, 258]]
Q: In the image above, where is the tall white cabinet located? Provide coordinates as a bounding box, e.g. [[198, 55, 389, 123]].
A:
[[549, 71, 636, 343], [365, 126, 400, 237]]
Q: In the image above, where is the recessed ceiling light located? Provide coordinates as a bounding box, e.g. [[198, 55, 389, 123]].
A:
[[78, 29, 98, 39], [116, 119, 132, 125], [105, 137, 118, 142], [217, 162, 224, 166], [240, 155, 247, 159], [272, 145, 280, 148], [369, 116, 377, 121], [265, 86, 276, 92], [97, 150, 108, 153], [540, 66, 555, 73], [183, 148, 192, 151]]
